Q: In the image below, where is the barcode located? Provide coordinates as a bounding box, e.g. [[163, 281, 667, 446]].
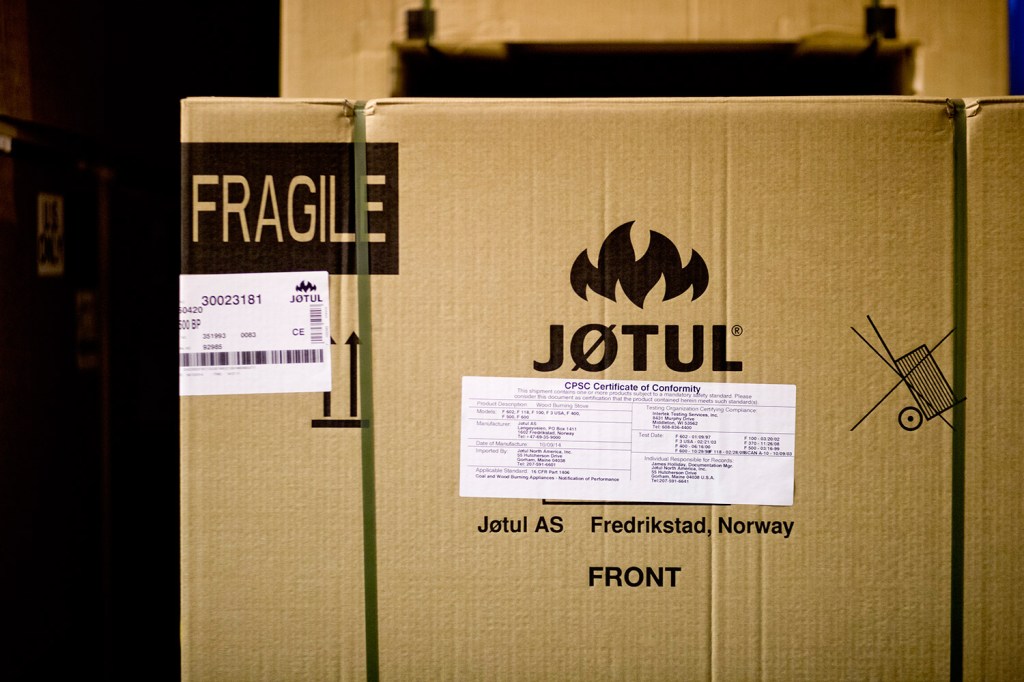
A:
[[310, 305, 324, 345], [179, 349, 324, 368]]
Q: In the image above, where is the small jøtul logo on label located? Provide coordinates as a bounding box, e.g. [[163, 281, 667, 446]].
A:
[[291, 279, 323, 303]]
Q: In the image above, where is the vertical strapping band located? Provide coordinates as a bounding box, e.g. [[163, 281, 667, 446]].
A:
[[353, 101, 380, 682], [948, 98, 967, 682]]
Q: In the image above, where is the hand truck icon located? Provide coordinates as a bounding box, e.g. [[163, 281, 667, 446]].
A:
[[851, 316, 965, 431]]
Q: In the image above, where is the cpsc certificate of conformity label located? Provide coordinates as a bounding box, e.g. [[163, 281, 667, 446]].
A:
[[179, 271, 331, 396], [460, 376, 795, 506]]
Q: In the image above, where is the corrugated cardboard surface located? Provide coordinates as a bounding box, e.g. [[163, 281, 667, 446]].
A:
[[279, 0, 1008, 100], [181, 97, 967, 680], [965, 98, 1024, 681]]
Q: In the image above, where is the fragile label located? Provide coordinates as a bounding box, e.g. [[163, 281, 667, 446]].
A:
[[179, 272, 331, 396], [460, 376, 795, 505]]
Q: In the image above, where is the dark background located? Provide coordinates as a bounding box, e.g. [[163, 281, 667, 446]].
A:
[[0, 2, 279, 679]]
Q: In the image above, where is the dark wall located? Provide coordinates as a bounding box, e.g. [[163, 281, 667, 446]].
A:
[[103, 5, 279, 679], [1, 2, 279, 679], [0, 135, 106, 677]]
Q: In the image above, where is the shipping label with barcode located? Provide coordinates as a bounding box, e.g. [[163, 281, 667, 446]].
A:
[[179, 271, 331, 396]]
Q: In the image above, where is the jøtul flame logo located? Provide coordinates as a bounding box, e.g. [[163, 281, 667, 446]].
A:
[[533, 221, 741, 373], [570, 221, 709, 308]]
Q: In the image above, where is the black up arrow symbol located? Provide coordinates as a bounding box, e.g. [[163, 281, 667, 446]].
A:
[[311, 333, 363, 429], [346, 332, 359, 417]]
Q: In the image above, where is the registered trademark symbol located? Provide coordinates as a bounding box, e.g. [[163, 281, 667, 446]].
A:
[[732, 325, 743, 336]]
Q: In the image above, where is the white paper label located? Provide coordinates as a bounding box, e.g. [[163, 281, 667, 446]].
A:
[[460, 376, 795, 506], [179, 272, 331, 396], [37, 193, 64, 277]]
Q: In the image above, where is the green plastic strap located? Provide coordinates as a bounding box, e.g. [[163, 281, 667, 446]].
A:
[[949, 98, 967, 682], [353, 101, 380, 682], [424, 0, 434, 46]]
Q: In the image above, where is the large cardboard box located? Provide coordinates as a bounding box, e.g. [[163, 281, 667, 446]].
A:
[[181, 97, 987, 679], [279, 0, 1009, 99]]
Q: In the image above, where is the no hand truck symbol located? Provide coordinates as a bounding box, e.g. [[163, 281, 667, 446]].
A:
[[851, 316, 965, 431]]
